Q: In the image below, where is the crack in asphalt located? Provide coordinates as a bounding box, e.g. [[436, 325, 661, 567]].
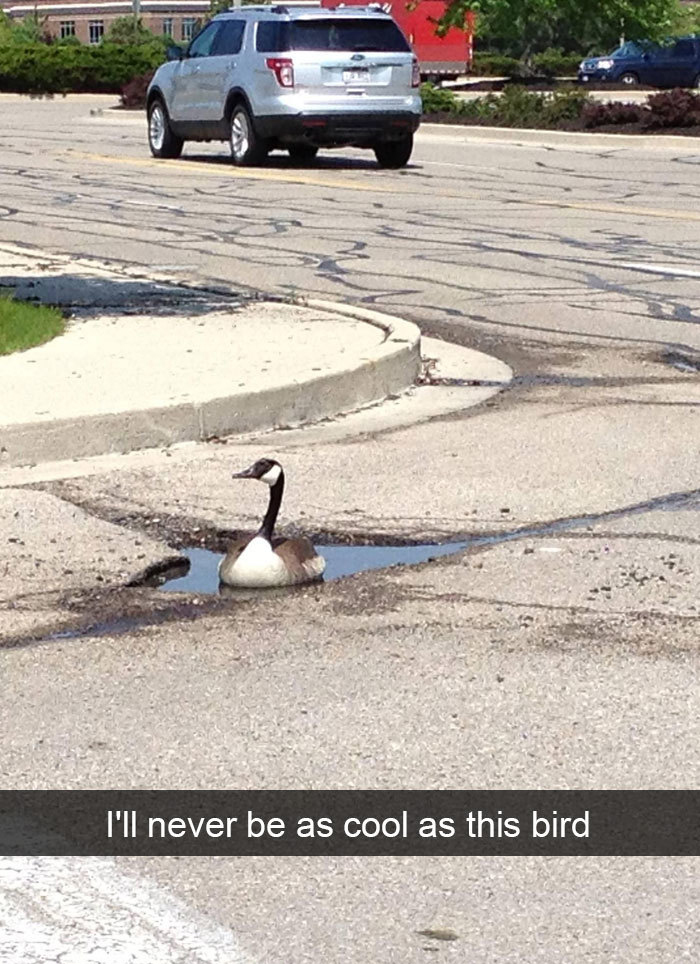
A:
[[1, 478, 694, 649], [1, 107, 699, 655]]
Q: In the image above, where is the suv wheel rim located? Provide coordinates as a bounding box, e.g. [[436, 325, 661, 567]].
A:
[[231, 112, 249, 159], [150, 105, 165, 150]]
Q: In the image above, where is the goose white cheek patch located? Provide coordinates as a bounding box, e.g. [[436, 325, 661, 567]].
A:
[[260, 465, 282, 486]]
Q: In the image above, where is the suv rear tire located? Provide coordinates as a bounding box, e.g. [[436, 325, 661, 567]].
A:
[[148, 99, 184, 159], [374, 134, 413, 169], [230, 104, 268, 166]]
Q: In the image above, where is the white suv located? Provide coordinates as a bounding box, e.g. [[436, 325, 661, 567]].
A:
[[146, 4, 421, 168]]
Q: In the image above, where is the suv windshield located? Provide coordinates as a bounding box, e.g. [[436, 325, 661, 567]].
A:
[[258, 18, 410, 53], [608, 40, 656, 57]]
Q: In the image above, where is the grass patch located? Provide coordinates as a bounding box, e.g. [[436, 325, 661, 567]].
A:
[[0, 296, 65, 355]]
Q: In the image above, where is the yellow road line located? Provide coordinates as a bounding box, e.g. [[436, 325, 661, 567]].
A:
[[527, 197, 700, 223], [68, 149, 401, 194], [67, 149, 700, 221]]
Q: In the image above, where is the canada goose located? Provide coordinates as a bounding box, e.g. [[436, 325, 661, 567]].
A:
[[218, 458, 326, 588]]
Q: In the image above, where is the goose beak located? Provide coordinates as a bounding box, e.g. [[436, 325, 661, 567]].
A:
[[232, 465, 256, 479]]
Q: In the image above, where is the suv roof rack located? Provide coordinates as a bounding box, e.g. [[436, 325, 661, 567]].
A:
[[216, 2, 390, 16], [218, 3, 290, 12]]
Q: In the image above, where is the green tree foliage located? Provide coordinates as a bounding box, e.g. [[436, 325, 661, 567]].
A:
[[203, 0, 259, 24], [104, 15, 158, 45], [0, 10, 49, 44], [208, 0, 232, 16], [442, 0, 687, 58], [676, 1, 700, 34], [0, 12, 13, 44]]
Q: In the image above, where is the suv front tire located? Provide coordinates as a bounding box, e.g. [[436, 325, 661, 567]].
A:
[[148, 98, 184, 159], [230, 104, 268, 166]]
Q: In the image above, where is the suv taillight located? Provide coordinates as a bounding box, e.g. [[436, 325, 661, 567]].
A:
[[411, 57, 420, 87], [266, 58, 294, 88]]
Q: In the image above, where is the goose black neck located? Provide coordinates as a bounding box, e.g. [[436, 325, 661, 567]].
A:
[[259, 471, 284, 542]]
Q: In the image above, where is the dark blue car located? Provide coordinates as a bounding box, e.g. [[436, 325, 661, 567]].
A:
[[578, 37, 700, 88]]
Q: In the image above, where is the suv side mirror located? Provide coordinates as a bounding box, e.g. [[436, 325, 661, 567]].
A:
[[166, 45, 184, 61]]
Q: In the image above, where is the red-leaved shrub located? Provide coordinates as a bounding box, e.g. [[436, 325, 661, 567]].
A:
[[645, 88, 700, 128], [119, 69, 154, 109]]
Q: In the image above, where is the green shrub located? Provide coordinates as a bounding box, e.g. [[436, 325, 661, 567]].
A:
[[531, 47, 583, 78], [473, 48, 584, 80], [487, 85, 544, 126], [457, 93, 501, 121], [419, 82, 463, 114], [540, 87, 592, 124], [471, 52, 524, 78], [0, 41, 167, 94], [439, 86, 591, 128]]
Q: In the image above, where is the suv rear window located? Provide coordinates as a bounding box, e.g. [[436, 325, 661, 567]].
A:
[[256, 21, 286, 53], [256, 18, 410, 53], [670, 39, 696, 58]]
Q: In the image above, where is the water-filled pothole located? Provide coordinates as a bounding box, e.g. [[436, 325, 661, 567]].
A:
[[155, 482, 700, 595], [158, 542, 470, 594], [27, 486, 699, 644]]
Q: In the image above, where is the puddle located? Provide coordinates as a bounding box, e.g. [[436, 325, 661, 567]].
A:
[[159, 543, 469, 594], [158, 484, 700, 596], [27, 485, 699, 643]]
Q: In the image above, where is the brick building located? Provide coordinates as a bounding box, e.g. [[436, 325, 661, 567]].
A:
[[2, 0, 211, 45]]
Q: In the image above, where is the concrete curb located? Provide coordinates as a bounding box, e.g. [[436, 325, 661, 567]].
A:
[[0, 333, 513, 488], [419, 122, 700, 150], [2, 302, 421, 468]]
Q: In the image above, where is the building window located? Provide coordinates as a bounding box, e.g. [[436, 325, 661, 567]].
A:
[[88, 20, 104, 44], [182, 18, 197, 42], [162, 18, 174, 37], [60, 20, 75, 38]]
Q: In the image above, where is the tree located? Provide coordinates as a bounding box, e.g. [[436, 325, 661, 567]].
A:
[[676, 0, 700, 34], [203, 0, 259, 24], [566, 0, 685, 48], [104, 15, 156, 45], [1, 10, 50, 44], [441, 0, 687, 57]]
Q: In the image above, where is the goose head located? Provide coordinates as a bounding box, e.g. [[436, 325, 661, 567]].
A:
[[233, 457, 283, 487]]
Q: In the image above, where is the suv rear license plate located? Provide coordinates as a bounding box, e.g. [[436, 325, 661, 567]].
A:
[[343, 68, 370, 83]]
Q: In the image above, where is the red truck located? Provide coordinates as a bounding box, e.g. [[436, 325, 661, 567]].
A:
[[319, 0, 474, 81]]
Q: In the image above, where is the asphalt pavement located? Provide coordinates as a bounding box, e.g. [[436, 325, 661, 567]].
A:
[[0, 94, 699, 964]]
